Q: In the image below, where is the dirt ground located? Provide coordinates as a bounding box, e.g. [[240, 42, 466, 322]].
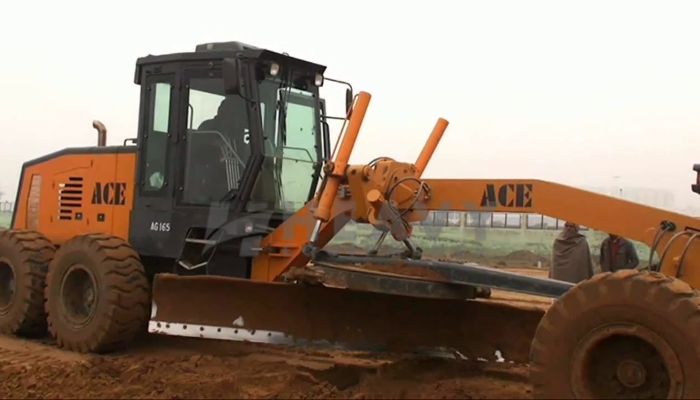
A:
[[0, 266, 548, 399], [0, 334, 533, 399]]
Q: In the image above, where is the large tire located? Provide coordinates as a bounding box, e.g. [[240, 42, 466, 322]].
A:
[[45, 234, 150, 353], [0, 230, 54, 336], [530, 270, 700, 399]]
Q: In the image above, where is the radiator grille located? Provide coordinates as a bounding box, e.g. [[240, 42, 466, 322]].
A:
[[58, 177, 83, 221], [26, 175, 42, 230]]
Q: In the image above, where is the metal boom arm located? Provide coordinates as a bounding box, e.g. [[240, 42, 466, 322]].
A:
[[420, 179, 700, 284]]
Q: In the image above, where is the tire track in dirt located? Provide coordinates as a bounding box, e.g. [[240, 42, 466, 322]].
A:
[[0, 336, 86, 371], [0, 348, 66, 372]]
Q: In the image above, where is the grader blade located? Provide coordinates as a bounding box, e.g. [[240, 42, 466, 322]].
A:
[[149, 273, 544, 363]]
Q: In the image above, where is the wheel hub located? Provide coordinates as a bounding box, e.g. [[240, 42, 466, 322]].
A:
[[616, 359, 647, 389], [571, 323, 683, 399], [60, 265, 98, 325], [0, 259, 15, 312]]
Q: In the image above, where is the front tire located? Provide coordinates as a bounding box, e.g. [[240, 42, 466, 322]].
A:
[[530, 270, 700, 399], [45, 234, 150, 353]]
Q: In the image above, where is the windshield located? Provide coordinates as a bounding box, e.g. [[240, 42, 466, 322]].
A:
[[182, 73, 321, 211], [248, 77, 322, 213]]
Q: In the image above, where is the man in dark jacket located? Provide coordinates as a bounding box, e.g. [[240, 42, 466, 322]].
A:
[[550, 222, 594, 283], [599, 234, 639, 272], [197, 96, 250, 162]]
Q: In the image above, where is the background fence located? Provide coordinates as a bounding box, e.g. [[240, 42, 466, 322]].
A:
[[421, 211, 582, 231], [0, 202, 13, 213]]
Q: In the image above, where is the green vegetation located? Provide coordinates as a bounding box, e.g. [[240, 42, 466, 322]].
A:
[[328, 222, 651, 266], [0, 213, 10, 229]]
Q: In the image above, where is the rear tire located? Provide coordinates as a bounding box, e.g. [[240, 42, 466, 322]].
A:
[[0, 230, 54, 336], [45, 234, 150, 353], [530, 270, 700, 399]]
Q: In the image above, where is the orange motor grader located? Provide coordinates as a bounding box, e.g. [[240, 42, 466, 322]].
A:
[[2, 41, 699, 398]]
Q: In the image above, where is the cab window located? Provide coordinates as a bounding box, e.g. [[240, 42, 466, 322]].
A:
[[143, 82, 172, 191], [182, 77, 251, 204]]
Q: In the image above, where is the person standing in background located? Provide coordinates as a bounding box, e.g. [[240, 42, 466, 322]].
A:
[[599, 233, 639, 272], [550, 222, 594, 283]]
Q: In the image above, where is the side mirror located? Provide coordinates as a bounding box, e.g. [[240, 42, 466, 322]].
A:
[[223, 58, 242, 95], [345, 88, 353, 115]]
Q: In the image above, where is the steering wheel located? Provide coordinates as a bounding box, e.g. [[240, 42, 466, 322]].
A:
[[197, 129, 246, 168]]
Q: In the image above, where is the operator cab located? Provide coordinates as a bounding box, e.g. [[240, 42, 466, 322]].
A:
[[131, 41, 330, 276]]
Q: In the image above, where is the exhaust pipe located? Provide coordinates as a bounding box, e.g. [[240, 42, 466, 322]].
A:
[[92, 120, 107, 147]]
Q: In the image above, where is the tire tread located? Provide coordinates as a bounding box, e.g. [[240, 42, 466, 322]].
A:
[[0, 230, 55, 335], [46, 234, 149, 353]]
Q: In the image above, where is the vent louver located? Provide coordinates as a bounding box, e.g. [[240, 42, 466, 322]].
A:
[[58, 177, 83, 220]]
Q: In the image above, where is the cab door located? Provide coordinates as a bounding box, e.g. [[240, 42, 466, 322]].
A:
[[130, 67, 179, 257]]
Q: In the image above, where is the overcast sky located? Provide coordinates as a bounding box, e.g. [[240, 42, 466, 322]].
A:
[[1, 0, 699, 211]]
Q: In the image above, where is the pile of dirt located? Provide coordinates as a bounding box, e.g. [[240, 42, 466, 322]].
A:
[[326, 244, 551, 269], [448, 249, 482, 262], [446, 249, 549, 269], [502, 250, 548, 266], [360, 263, 448, 282], [326, 243, 368, 255], [0, 335, 533, 399], [339, 358, 531, 399]]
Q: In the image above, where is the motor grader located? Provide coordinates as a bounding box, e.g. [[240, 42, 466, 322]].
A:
[[1, 41, 699, 398]]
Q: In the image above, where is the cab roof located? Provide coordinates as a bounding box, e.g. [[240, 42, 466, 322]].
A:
[[134, 41, 326, 84]]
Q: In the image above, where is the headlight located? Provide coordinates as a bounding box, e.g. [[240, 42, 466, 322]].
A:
[[269, 62, 280, 77], [244, 222, 254, 234], [314, 72, 324, 87]]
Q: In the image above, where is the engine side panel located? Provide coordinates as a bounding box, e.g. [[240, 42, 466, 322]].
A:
[[12, 147, 136, 245]]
